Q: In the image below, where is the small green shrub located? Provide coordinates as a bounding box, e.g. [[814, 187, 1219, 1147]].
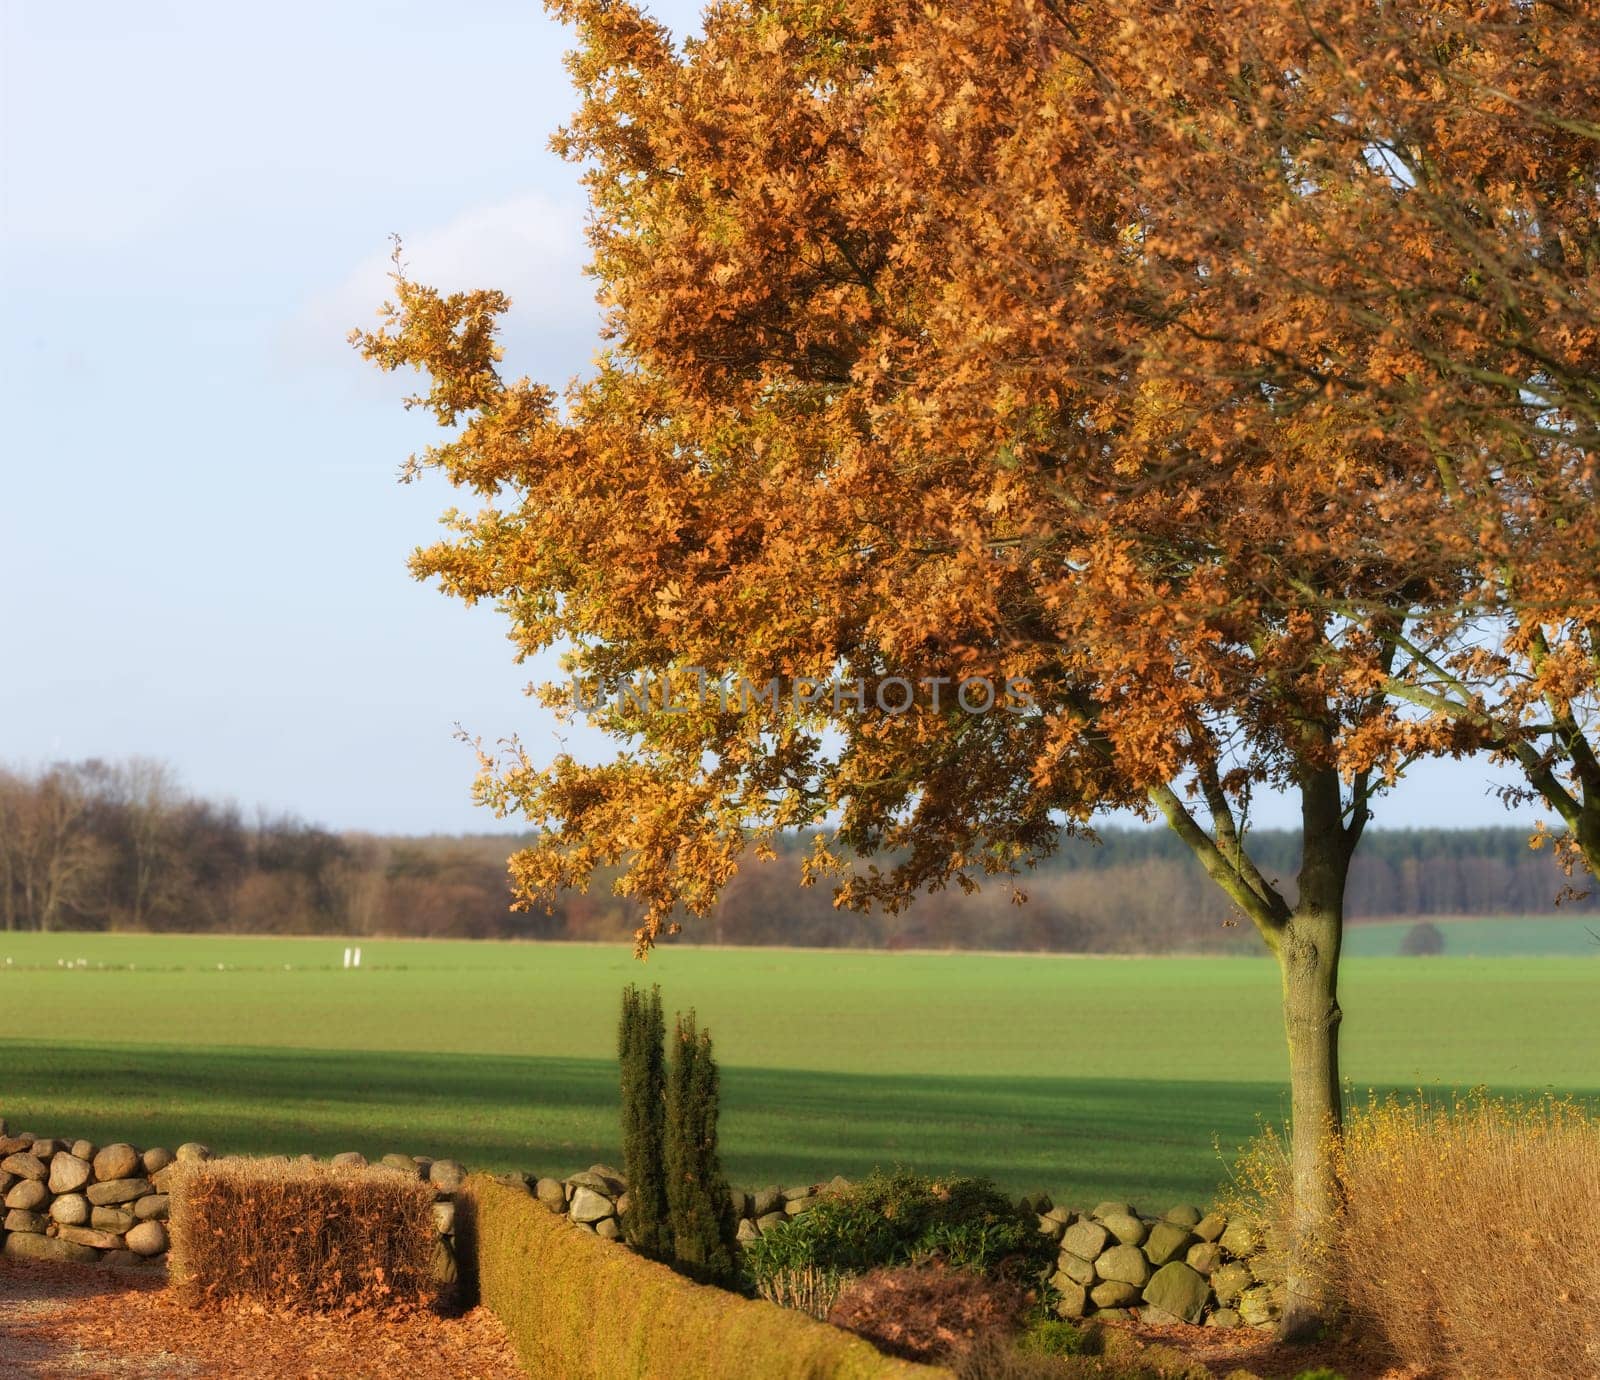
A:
[[745, 1169, 1049, 1301], [1290, 1370, 1345, 1380], [1019, 1320, 1098, 1358]]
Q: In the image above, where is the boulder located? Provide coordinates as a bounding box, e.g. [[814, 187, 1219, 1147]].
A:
[[615, 1193, 630, 1217], [58, 1225, 123, 1250], [1098, 1211, 1147, 1247], [751, 1186, 783, 1217], [380, 1153, 424, 1177], [102, 1249, 152, 1268], [49, 1154, 92, 1194], [331, 1152, 367, 1168], [30, 1139, 61, 1158], [1094, 1244, 1152, 1289], [568, 1187, 614, 1223], [1219, 1219, 1261, 1259], [1238, 1284, 1278, 1328], [823, 1175, 851, 1196], [588, 1164, 626, 1188], [534, 1177, 567, 1209], [92, 1144, 141, 1182], [50, 1194, 92, 1226], [5, 1178, 49, 1212], [0, 1171, 12, 1195], [430, 1239, 458, 1286], [1091, 1201, 1134, 1221], [175, 1143, 211, 1163], [728, 1188, 750, 1218], [428, 1159, 466, 1192], [1185, 1242, 1224, 1276], [92, 1206, 136, 1233], [0, 1135, 33, 1155], [783, 1195, 814, 1216], [755, 1211, 787, 1233], [1163, 1204, 1204, 1228], [595, 1218, 621, 1241], [1211, 1262, 1254, 1306], [1089, 1281, 1141, 1309], [432, 1202, 456, 1235], [86, 1178, 152, 1206], [1206, 1308, 1241, 1329], [141, 1147, 174, 1175], [133, 1194, 169, 1222], [1143, 1221, 1195, 1267], [1052, 1281, 1089, 1319], [1142, 1262, 1211, 1325], [1, 1152, 46, 1180], [70, 1139, 95, 1161], [736, 1218, 760, 1243], [1036, 1215, 1066, 1242], [1054, 1251, 1097, 1288], [1061, 1219, 1110, 1260], [564, 1171, 619, 1196], [1018, 1191, 1053, 1215], [1192, 1211, 1227, 1243], [5, 1232, 98, 1263], [125, 1221, 169, 1257], [4, 1209, 49, 1234], [150, 1165, 176, 1193], [1043, 1205, 1076, 1226]]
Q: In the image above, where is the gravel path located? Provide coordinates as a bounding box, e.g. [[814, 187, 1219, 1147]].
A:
[[0, 1260, 521, 1379]]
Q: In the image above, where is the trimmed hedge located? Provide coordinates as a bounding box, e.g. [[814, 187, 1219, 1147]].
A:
[[463, 1176, 949, 1379], [169, 1157, 438, 1310]]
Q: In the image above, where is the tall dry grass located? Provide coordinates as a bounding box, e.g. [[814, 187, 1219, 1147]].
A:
[[168, 1157, 439, 1312], [1228, 1093, 1600, 1378]]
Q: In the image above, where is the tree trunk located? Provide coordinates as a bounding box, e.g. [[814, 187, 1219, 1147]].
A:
[[1276, 782, 1348, 1342]]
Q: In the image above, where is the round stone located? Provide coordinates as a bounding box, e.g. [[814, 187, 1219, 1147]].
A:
[[1094, 1243, 1153, 1288], [4, 1179, 49, 1212], [48, 1154, 92, 1195], [141, 1147, 174, 1175], [49, 1193, 91, 1226], [92, 1144, 140, 1182], [125, 1220, 169, 1256]]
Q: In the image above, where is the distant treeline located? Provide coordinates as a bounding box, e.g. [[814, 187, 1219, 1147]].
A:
[[0, 759, 1591, 949]]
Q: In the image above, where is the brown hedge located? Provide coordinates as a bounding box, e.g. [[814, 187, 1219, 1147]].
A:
[[169, 1157, 438, 1311], [462, 1176, 950, 1380]]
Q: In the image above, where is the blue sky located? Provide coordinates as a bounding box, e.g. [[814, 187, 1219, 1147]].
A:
[[0, 0, 1543, 836]]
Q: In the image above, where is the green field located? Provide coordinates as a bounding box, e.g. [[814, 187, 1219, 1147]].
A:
[[2, 933, 1596, 1205], [1343, 913, 1600, 957]]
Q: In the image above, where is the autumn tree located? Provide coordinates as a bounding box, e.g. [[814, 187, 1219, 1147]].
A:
[[358, 0, 1485, 1336], [1081, 0, 1600, 882]]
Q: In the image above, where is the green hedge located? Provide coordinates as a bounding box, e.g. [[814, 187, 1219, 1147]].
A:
[[463, 1176, 948, 1380]]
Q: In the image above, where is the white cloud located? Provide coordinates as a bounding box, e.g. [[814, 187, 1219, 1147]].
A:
[[284, 190, 605, 387]]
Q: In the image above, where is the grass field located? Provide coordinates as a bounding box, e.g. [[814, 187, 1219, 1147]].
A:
[[1343, 913, 1600, 957], [2, 933, 1596, 1205]]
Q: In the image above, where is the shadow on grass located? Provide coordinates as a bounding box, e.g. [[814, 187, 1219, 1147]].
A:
[[1, 1038, 1548, 1205]]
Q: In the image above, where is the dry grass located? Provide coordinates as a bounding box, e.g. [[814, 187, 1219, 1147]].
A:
[[168, 1157, 439, 1313], [1229, 1093, 1600, 1379], [755, 1263, 856, 1320]]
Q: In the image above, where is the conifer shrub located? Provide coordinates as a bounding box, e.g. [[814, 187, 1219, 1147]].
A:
[[664, 1009, 739, 1282], [618, 983, 671, 1259]]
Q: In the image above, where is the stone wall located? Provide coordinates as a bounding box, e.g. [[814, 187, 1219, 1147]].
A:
[[4, 1121, 1276, 1331], [509, 1169, 1279, 1331], [0, 1121, 464, 1281]]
